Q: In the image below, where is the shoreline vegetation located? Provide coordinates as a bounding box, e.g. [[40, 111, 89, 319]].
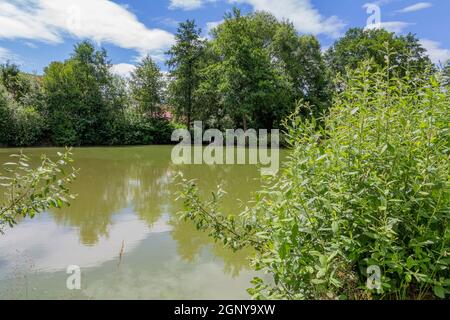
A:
[[2, 9, 445, 149]]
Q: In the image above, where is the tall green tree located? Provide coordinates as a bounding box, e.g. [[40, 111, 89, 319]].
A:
[[201, 9, 329, 129], [43, 41, 124, 146], [205, 9, 291, 130], [0, 63, 44, 108], [325, 28, 433, 77], [130, 56, 164, 117], [166, 20, 205, 128], [272, 21, 331, 116]]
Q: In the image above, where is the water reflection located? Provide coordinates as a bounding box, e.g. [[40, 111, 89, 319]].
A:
[[0, 146, 268, 299]]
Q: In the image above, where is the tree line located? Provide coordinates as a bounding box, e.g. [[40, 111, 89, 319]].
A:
[[0, 8, 446, 147]]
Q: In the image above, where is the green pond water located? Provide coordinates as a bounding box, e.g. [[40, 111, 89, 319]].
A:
[[0, 146, 280, 300]]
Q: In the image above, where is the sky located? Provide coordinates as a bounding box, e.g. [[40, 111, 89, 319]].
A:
[[0, 0, 449, 76]]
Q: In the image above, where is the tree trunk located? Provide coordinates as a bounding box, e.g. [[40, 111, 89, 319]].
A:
[[187, 112, 191, 130]]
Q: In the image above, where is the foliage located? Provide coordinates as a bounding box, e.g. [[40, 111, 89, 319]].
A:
[[443, 61, 450, 87], [0, 17, 442, 148], [177, 61, 450, 300], [0, 66, 45, 147], [11, 105, 45, 146], [166, 20, 205, 128], [130, 56, 164, 117], [271, 23, 331, 117], [199, 9, 331, 130], [2, 50, 174, 149], [325, 28, 433, 79], [43, 41, 125, 146], [120, 112, 175, 145], [0, 83, 14, 145], [0, 62, 22, 100], [0, 149, 77, 233], [203, 9, 291, 130]]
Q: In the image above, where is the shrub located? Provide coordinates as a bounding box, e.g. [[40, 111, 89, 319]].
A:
[[11, 106, 45, 146], [121, 112, 176, 146], [0, 68, 46, 147], [0, 149, 77, 232], [177, 61, 449, 300], [0, 84, 14, 146]]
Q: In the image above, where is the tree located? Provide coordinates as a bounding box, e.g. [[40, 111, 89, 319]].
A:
[[325, 28, 433, 78], [166, 20, 205, 128], [200, 9, 330, 130], [0, 83, 14, 145], [272, 22, 331, 116], [0, 149, 77, 233], [130, 56, 164, 117], [0, 62, 21, 100], [178, 62, 449, 300], [443, 60, 450, 87], [0, 64, 46, 146], [43, 41, 124, 146], [209, 9, 290, 130]]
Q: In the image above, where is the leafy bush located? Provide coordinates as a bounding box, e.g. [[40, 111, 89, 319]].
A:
[[0, 67, 46, 147], [122, 113, 176, 145], [177, 61, 449, 300], [11, 106, 45, 146], [0, 149, 77, 232], [0, 84, 14, 146]]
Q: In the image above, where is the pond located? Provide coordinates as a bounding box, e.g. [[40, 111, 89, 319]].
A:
[[0, 146, 275, 299]]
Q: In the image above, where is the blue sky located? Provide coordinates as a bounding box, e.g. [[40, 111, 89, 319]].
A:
[[0, 0, 449, 76]]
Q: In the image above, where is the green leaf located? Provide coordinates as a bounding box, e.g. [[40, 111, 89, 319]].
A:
[[433, 286, 445, 299], [331, 221, 339, 234]]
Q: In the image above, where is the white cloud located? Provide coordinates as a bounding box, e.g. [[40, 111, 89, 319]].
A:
[[231, 0, 345, 37], [363, 2, 413, 34], [111, 63, 136, 78], [397, 2, 432, 13], [154, 17, 181, 28], [0, 47, 20, 64], [175, 0, 345, 37], [169, 0, 217, 10], [366, 21, 413, 33], [0, 47, 11, 63], [0, 0, 175, 59], [420, 39, 450, 64], [24, 41, 38, 48], [205, 20, 223, 35]]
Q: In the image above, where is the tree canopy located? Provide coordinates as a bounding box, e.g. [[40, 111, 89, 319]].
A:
[[130, 56, 164, 117], [166, 20, 205, 128], [197, 9, 331, 130], [0, 12, 441, 147], [43, 41, 125, 146], [325, 28, 433, 78]]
